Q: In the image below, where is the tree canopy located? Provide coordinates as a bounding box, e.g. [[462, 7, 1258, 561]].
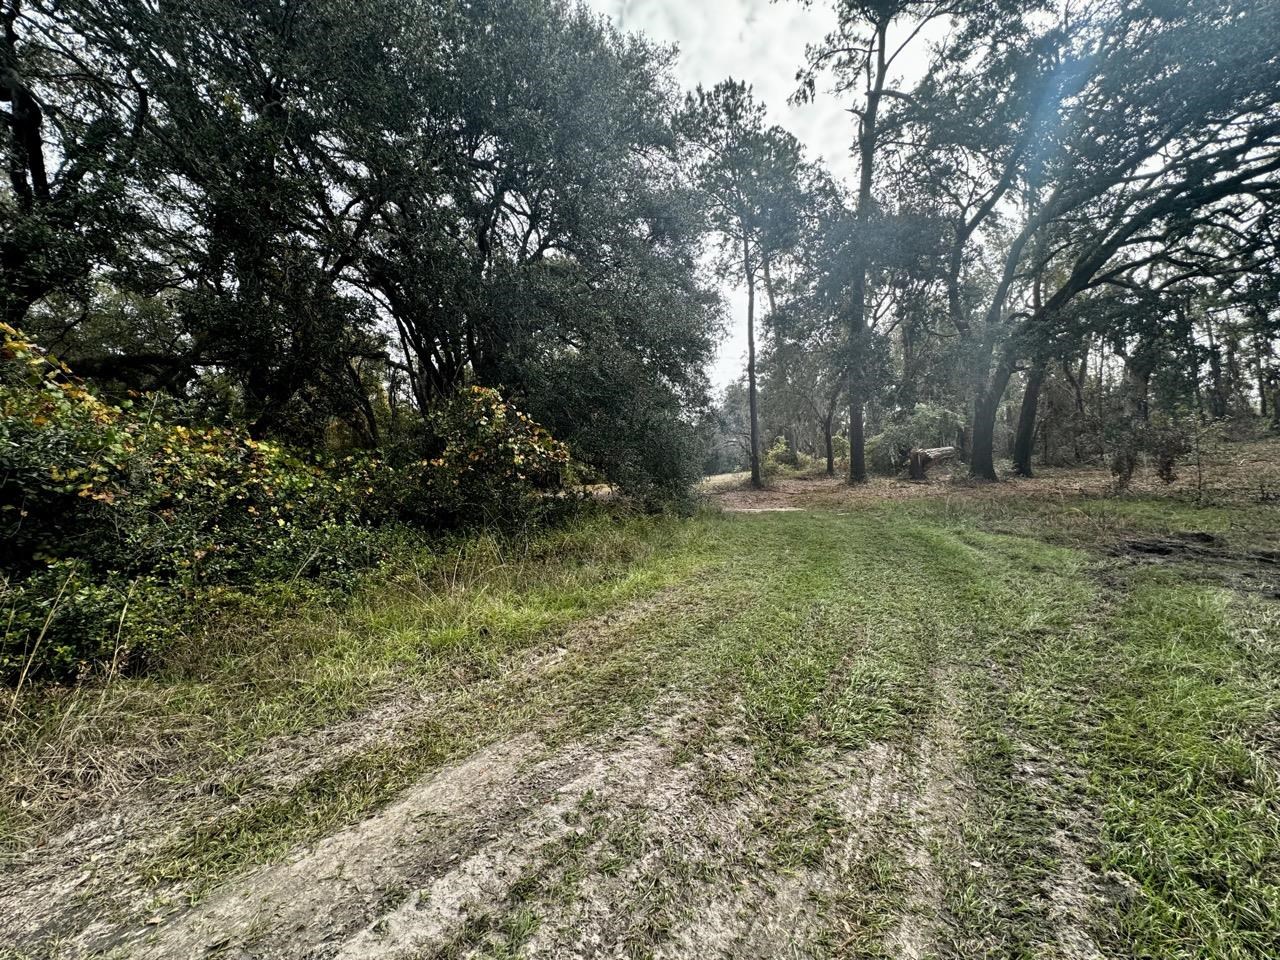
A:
[[5, 0, 1280, 498], [3, 0, 719, 498]]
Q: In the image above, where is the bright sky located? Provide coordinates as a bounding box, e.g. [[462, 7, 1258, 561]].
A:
[[584, 0, 853, 392]]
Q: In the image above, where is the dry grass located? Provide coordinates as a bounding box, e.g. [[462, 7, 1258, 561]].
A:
[[701, 437, 1280, 513]]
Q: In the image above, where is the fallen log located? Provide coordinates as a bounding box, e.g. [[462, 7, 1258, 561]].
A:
[[908, 446, 956, 482]]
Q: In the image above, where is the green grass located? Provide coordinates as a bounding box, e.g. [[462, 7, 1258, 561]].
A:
[[918, 512, 1280, 958], [0, 512, 715, 852], [3, 489, 1280, 958], [1096, 579, 1280, 958]]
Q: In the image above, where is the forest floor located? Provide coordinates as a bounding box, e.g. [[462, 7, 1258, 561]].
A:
[[3, 448, 1280, 959]]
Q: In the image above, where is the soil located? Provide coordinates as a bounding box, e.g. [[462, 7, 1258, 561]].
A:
[[0, 663, 1036, 959], [1112, 532, 1280, 596]]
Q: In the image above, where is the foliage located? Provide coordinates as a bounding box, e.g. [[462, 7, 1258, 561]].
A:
[[764, 435, 799, 469], [1, 563, 178, 684], [505, 337, 712, 509], [6, 0, 715, 496], [1107, 416, 1195, 491], [830, 434, 850, 462], [1110, 445, 1139, 491], [1, 327, 569, 681], [867, 404, 964, 476], [1148, 421, 1191, 486], [418, 386, 571, 526]]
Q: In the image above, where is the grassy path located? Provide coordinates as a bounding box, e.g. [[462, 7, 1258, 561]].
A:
[[2, 494, 1279, 958]]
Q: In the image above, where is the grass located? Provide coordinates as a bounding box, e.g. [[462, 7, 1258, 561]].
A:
[[3, 479, 1280, 958], [1097, 579, 1280, 957], [0, 512, 710, 851], [914, 508, 1280, 958]]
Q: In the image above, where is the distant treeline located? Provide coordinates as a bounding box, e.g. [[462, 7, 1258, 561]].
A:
[[688, 0, 1280, 485]]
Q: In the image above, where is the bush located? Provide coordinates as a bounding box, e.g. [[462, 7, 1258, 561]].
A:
[[764, 435, 797, 469], [1111, 445, 1139, 490], [1, 563, 180, 683], [830, 434, 849, 462], [763, 436, 791, 472], [419, 386, 571, 525], [864, 434, 893, 474], [1106, 418, 1193, 491], [762, 436, 817, 476], [1, 325, 572, 682]]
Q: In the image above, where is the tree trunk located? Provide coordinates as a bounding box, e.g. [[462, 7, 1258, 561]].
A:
[[1255, 336, 1268, 418], [971, 395, 999, 481], [1096, 341, 1108, 464], [346, 360, 380, 447], [745, 238, 762, 489], [824, 416, 835, 476], [761, 256, 779, 316], [1208, 345, 1226, 418], [1205, 314, 1227, 419], [1074, 348, 1089, 414], [1012, 361, 1047, 477], [848, 383, 866, 483], [0, 16, 63, 329], [1226, 336, 1244, 413], [1187, 306, 1205, 417], [844, 19, 888, 485], [1120, 359, 1151, 423], [1010, 259, 1048, 479], [970, 356, 1016, 482]]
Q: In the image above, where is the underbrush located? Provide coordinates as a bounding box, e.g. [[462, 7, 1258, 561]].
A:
[[1, 324, 573, 684]]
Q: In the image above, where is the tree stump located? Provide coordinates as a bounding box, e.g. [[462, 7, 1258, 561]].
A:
[[908, 446, 956, 482]]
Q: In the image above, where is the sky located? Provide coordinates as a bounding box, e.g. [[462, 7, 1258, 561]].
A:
[[583, 0, 853, 392]]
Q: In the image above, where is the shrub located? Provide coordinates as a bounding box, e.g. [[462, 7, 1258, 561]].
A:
[[763, 436, 792, 472], [1, 563, 180, 684], [2, 323, 135, 572], [764, 435, 798, 469], [420, 386, 571, 525], [830, 434, 849, 462], [761, 436, 817, 478], [864, 434, 893, 474], [1, 326, 572, 682], [1111, 445, 1139, 490], [1105, 418, 1193, 491], [1148, 421, 1191, 485]]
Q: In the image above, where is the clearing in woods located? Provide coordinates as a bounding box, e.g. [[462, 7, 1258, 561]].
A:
[[3, 467, 1280, 959]]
